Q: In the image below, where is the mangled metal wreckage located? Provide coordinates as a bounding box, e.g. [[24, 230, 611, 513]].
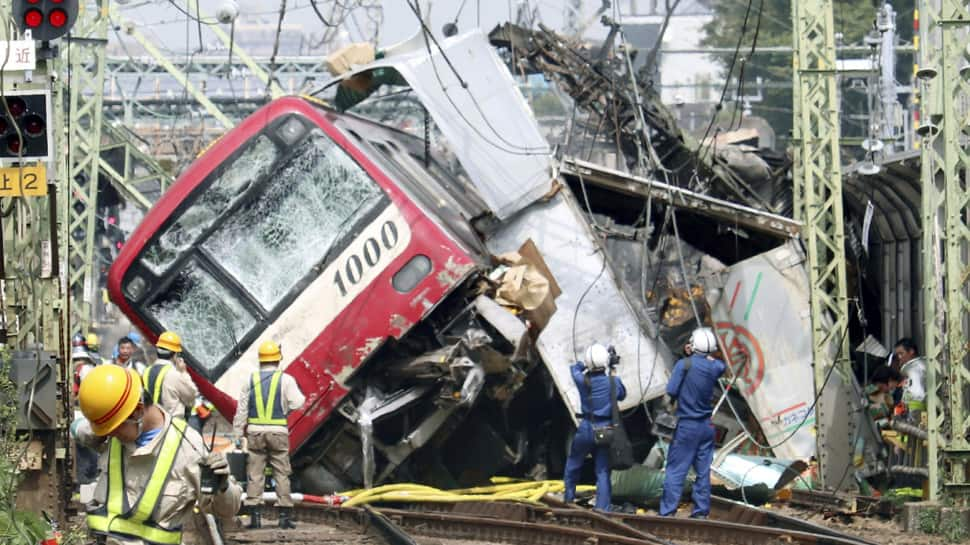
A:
[[108, 26, 877, 494]]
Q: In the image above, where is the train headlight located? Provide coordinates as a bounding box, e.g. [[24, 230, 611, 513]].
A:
[[125, 275, 147, 301], [392, 255, 431, 293], [277, 117, 306, 146]]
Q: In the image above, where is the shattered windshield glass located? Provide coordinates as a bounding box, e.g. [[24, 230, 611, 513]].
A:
[[141, 135, 279, 274], [203, 129, 384, 310], [147, 260, 256, 369]]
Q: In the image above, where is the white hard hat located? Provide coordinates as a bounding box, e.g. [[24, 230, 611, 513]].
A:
[[71, 345, 94, 361], [690, 327, 718, 355], [77, 363, 94, 382], [584, 343, 610, 371]]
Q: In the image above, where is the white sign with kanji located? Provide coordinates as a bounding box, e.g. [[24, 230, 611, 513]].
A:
[[0, 40, 36, 72]]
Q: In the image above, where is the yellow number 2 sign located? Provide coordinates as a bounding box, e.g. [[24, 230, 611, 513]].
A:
[[0, 164, 47, 197]]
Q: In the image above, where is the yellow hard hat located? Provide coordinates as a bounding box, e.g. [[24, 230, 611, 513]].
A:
[[79, 365, 142, 436], [85, 333, 100, 349], [156, 330, 182, 353], [258, 340, 282, 363]]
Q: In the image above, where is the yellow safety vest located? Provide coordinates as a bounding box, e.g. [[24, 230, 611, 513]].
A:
[[142, 364, 172, 405], [87, 418, 187, 545], [248, 370, 287, 426]]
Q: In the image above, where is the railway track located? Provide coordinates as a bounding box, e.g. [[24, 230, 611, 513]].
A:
[[708, 496, 882, 545], [216, 497, 884, 545]]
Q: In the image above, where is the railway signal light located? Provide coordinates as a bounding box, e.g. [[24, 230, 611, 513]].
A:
[[0, 90, 51, 161], [13, 0, 78, 42]]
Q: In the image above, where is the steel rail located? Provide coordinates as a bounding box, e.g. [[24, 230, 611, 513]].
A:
[[708, 496, 882, 545], [277, 499, 879, 545]]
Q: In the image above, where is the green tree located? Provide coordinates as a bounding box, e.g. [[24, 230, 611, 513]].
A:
[[700, 0, 915, 150]]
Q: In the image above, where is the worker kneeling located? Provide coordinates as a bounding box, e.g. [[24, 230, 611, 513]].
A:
[[233, 341, 306, 529], [660, 327, 727, 518], [563, 343, 626, 511], [75, 365, 241, 545]]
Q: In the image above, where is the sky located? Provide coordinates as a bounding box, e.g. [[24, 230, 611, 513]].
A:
[[113, 1, 618, 56], [107, 1, 719, 112]]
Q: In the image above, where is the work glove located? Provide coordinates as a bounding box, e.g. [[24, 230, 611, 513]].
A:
[[200, 451, 231, 493]]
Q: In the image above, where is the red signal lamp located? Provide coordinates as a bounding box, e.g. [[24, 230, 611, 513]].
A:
[[24, 9, 42, 28], [7, 135, 22, 154], [6, 98, 26, 118], [23, 115, 44, 137], [49, 9, 67, 28]]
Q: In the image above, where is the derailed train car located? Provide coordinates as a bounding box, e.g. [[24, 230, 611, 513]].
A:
[[108, 30, 674, 491], [109, 28, 869, 492]]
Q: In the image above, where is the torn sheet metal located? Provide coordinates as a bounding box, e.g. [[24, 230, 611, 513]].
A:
[[708, 241, 816, 461], [485, 190, 672, 418], [713, 455, 809, 490], [561, 157, 801, 238], [342, 30, 552, 219], [711, 244, 882, 487]]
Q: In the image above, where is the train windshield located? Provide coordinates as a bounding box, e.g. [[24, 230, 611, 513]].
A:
[[129, 116, 386, 373]]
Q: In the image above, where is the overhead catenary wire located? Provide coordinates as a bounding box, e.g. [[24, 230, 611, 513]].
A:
[[404, 0, 550, 157], [729, 0, 765, 131], [690, 0, 756, 167], [166, 0, 220, 25], [265, 0, 288, 97], [309, 0, 339, 27]]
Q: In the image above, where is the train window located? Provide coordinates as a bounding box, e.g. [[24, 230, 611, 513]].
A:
[[147, 260, 257, 369], [202, 129, 384, 310], [142, 135, 279, 274]]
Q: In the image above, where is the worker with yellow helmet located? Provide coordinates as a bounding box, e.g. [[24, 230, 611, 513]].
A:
[[73, 365, 241, 545], [232, 340, 306, 529], [142, 331, 199, 420], [86, 332, 113, 366]]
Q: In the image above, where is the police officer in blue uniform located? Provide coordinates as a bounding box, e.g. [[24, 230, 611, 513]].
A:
[[660, 327, 727, 518], [563, 343, 626, 511]]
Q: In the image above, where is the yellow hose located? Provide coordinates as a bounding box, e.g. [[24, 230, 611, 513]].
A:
[[338, 480, 595, 507], [341, 484, 451, 507], [489, 476, 528, 484], [527, 482, 551, 502], [359, 492, 518, 504], [450, 481, 546, 495]]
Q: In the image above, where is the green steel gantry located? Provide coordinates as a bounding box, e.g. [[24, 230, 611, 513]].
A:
[[66, 0, 109, 336], [918, 0, 970, 503], [791, 0, 852, 488]]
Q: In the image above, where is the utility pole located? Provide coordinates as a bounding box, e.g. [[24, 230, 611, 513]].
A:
[[791, 0, 853, 488], [918, 0, 970, 503], [876, 3, 898, 153]]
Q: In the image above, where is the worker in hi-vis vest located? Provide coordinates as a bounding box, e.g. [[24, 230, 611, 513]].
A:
[[74, 365, 241, 545], [142, 331, 198, 420], [232, 341, 306, 529]]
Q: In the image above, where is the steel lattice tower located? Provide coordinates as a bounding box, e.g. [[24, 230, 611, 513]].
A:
[[918, 0, 970, 502], [791, 0, 852, 487]]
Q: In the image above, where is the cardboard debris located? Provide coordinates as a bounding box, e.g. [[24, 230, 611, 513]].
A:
[[325, 43, 376, 76], [494, 239, 561, 332]]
